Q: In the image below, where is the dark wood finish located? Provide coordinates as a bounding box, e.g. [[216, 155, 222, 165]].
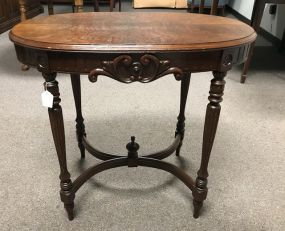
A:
[[88, 54, 183, 83], [39, 68, 75, 220], [10, 12, 256, 220], [0, 0, 43, 34], [70, 74, 86, 159], [193, 70, 226, 218], [241, 0, 285, 83], [10, 13, 256, 51], [175, 72, 191, 156], [82, 134, 181, 160], [126, 136, 139, 167]]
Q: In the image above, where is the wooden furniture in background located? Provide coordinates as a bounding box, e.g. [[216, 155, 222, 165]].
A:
[[47, 0, 85, 14], [10, 12, 256, 221], [133, 0, 187, 8], [189, 0, 220, 15], [241, 0, 285, 83], [0, 0, 43, 34], [46, 0, 120, 14], [18, 0, 30, 70]]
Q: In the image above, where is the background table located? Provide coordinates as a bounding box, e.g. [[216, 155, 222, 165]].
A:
[[10, 12, 256, 220]]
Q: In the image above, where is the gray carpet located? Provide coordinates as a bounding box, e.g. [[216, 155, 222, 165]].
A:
[[1, 3, 285, 231]]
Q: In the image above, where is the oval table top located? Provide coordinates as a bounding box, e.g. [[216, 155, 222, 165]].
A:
[[10, 12, 256, 52]]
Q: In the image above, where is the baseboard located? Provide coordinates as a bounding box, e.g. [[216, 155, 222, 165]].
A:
[[226, 5, 282, 48]]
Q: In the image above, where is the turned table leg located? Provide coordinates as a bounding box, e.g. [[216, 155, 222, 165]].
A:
[[18, 0, 30, 71], [175, 72, 191, 156], [193, 71, 226, 218], [210, 0, 219, 15], [42, 72, 75, 220], [71, 74, 86, 159]]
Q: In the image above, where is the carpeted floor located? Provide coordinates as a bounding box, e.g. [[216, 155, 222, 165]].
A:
[[0, 3, 285, 231]]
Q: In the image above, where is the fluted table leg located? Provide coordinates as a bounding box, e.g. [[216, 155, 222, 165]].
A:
[[193, 71, 226, 218], [42, 72, 75, 220]]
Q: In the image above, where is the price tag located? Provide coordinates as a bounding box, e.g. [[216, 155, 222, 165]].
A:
[[41, 90, 54, 108]]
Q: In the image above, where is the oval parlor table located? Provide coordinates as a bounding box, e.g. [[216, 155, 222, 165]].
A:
[[10, 12, 256, 221]]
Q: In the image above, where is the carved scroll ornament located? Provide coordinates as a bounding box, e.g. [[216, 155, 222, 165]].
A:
[[88, 54, 183, 83]]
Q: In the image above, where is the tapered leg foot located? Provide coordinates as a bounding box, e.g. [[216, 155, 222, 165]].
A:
[[64, 202, 74, 221], [193, 199, 203, 219], [21, 64, 29, 71], [240, 74, 246, 84], [79, 146, 85, 159], [192, 177, 207, 219], [241, 43, 254, 84], [175, 144, 182, 156]]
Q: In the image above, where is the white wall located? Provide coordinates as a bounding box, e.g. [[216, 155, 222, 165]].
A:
[[228, 0, 255, 19], [261, 4, 285, 40], [228, 0, 285, 40]]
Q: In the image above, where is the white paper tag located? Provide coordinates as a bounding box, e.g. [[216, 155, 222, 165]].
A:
[[41, 90, 54, 108]]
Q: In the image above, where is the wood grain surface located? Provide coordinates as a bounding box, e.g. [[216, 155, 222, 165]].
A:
[[10, 12, 256, 51]]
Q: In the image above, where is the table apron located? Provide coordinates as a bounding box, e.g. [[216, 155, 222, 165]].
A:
[[14, 44, 251, 75]]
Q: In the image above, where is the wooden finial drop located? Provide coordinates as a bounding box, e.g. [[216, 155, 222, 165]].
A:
[[126, 136, 139, 167]]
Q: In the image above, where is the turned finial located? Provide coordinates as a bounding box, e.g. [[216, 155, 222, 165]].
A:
[[126, 136, 139, 167], [126, 136, 139, 153]]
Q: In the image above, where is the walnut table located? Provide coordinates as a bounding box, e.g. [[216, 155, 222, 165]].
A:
[[10, 12, 256, 220]]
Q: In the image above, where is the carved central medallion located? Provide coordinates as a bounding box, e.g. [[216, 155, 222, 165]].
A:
[[88, 54, 183, 83]]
